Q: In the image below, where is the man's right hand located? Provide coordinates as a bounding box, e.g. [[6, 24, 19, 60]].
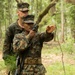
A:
[[28, 30, 36, 39]]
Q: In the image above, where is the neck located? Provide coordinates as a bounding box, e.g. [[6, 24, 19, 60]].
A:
[[18, 19, 24, 28]]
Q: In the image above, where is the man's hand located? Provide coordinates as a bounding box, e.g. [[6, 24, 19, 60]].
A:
[[28, 30, 36, 38], [46, 25, 55, 33]]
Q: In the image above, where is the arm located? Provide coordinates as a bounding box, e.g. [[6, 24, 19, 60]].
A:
[[40, 32, 54, 42], [13, 30, 36, 53], [40, 25, 55, 42], [13, 33, 30, 53], [3, 27, 13, 60]]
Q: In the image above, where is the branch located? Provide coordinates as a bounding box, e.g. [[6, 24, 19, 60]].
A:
[[16, 0, 19, 3], [36, 0, 57, 24], [15, 0, 22, 3]]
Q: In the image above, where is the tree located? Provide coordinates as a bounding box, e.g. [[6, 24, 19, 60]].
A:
[[0, 0, 4, 38], [60, 0, 65, 42], [30, 0, 34, 14]]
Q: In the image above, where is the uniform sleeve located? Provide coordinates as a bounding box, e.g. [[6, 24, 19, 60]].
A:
[[40, 32, 54, 42], [13, 33, 29, 53], [3, 27, 13, 60]]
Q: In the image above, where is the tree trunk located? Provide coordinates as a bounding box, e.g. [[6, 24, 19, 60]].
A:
[[36, 0, 39, 17], [0, 21, 2, 39], [8, 0, 12, 24], [30, 0, 34, 14], [61, 0, 65, 42], [40, 0, 42, 11]]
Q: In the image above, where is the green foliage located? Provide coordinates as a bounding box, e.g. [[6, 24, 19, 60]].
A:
[[5, 55, 16, 71]]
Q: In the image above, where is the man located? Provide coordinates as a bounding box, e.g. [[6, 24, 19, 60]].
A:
[[3, 2, 30, 75], [13, 15, 55, 75]]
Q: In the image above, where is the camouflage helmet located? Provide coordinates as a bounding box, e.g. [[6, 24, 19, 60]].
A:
[[17, 2, 29, 11], [22, 15, 34, 24]]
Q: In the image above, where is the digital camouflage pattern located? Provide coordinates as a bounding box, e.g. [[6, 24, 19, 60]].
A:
[[13, 31, 54, 75]]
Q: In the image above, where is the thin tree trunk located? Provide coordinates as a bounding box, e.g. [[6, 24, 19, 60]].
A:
[[36, 0, 38, 17], [60, 0, 64, 42], [0, 21, 2, 39], [40, 0, 42, 10], [8, 0, 12, 24], [30, 0, 34, 14]]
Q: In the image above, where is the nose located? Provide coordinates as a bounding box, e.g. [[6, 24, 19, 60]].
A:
[[23, 14, 28, 17]]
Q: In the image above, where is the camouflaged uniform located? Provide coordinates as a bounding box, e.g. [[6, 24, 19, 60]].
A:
[[3, 21, 24, 60], [3, 2, 29, 60], [3, 2, 30, 75], [3, 21, 25, 75], [13, 31, 54, 75]]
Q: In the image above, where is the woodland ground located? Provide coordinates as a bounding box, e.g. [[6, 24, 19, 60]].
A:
[[0, 41, 75, 75]]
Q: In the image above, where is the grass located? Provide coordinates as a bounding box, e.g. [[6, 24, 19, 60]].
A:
[[42, 42, 75, 75], [0, 61, 6, 70], [45, 62, 75, 75]]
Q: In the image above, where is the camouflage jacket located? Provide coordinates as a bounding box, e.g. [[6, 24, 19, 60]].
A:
[[13, 31, 54, 57], [3, 21, 24, 59], [13, 31, 54, 74]]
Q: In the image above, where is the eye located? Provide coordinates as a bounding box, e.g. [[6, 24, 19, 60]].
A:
[[28, 23, 33, 25]]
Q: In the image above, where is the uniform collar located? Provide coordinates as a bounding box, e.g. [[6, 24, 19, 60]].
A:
[[16, 20, 24, 31]]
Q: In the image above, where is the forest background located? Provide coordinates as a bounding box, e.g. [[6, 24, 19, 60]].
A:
[[0, 0, 75, 75]]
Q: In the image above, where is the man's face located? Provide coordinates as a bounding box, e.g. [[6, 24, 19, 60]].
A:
[[17, 10, 29, 18], [23, 23, 34, 32]]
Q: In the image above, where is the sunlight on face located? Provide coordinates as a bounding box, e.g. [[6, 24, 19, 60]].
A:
[[17, 10, 29, 18]]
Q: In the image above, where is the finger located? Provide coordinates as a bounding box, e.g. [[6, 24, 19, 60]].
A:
[[47, 26, 51, 30]]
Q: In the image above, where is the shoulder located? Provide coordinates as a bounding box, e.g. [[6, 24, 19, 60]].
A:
[[8, 22, 18, 30], [6, 22, 18, 33], [14, 32, 24, 39]]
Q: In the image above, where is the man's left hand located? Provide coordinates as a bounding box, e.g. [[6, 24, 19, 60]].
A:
[[46, 25, 55, 33]]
